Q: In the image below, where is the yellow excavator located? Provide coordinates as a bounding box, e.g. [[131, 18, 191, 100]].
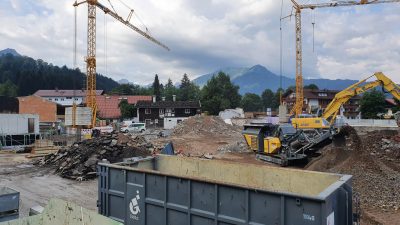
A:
[[243, 72, 399, 166], [292, 72, 400, 129]]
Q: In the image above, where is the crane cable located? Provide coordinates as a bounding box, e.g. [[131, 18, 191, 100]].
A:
[[115, 0, 150, 33], [74, 4, 77, 69], [279, 0, 284, 103], [104, 13, 108, 77]]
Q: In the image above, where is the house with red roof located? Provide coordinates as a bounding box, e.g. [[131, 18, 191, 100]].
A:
[[96, 95, 152, 120]]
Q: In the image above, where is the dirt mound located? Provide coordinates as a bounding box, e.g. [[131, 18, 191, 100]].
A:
[[40, 133, 151, 180], [172, 115, 242, 137], [307, 128, 400, 212], [159, 115, 247, 157]]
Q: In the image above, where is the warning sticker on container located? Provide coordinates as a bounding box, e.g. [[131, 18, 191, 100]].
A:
[[327, 212, 335, 225]]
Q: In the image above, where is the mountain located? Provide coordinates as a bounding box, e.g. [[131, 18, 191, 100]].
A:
[[193, 65, 359, 95], [0, 48, 20, 57], [0, 50, 119, 96], [118, 79, 132, 85]]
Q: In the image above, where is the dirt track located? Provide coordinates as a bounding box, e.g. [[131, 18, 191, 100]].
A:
[[0, 154, 97, 217]]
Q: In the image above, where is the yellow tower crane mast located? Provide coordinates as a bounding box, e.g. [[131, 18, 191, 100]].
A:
[[73, 0, 169, 127], [289, 0, 400, 117]]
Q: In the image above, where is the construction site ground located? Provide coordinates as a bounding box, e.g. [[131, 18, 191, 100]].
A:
[[0, 115, 399, 224]]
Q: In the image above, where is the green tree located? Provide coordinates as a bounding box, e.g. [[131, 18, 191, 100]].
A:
[[152, 74, 161, 101], [118, 99, 135, 119], [164, 78, 179, 101], [304, 84, 319, 90], [393, 99, 400, 113], [241, 93, 263, 112], [283, 85, 296, 97], [111, 84, 152, 95], [261, 89, 274, 110], [179, 73, 200, 101], [0, 80, 18, 97], [360, 89, 386, 119], [201, 72, 241, 115]]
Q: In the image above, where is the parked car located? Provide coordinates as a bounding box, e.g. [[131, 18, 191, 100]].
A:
[[120, 123, 146, 133]]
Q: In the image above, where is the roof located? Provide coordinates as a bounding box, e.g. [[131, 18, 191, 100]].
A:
[[96, 95, 152, 119], [136, 100, 201, 109], [34, 89, 104, 97], [385, 98, 398, 106]]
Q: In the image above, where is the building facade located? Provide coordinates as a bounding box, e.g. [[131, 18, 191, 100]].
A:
[[34, 89, 104, 106], [18, 95, 57, 123], [136, 97, 201, 128], [96, 95, 152, 120], [284, 89, 361, 118]]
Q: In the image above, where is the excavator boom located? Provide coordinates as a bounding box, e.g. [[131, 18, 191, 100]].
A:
[[322, 72, 400, 124]]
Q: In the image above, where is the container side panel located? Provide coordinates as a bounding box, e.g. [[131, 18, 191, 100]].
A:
[[167, 209, 187, 225], [0, 193, 19, 213], [126, 181, 145, 225], [218, 222, 236, 225], [218, 186, 246, 223], [146, 204, 164, 225], [146, 174, 165, 202], [191, 215, 214, 225], [285, 197, 321, 225], [109, 195, 125, 222], [191, 181, 215, 214], [127, 171, 145, 185], [109, 168, 125, 193], [167, 177, 189, 207], [249, 191, 281, 225]]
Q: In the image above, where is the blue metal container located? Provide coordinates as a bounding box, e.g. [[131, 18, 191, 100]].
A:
[[98, 156, 353, 225], [0, 187, 19, 222]]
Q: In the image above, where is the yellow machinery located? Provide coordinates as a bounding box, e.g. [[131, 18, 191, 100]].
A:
[[288, 0, 400, 117], [292, 72, 400, 129], [73, 0, 169, 127], [242, 123, 334, 166], [243, 123, 282, 154]]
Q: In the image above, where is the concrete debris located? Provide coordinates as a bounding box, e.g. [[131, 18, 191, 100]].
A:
[[172, 115, 242, 136], [39, 132, 151, 180], [217, 140, 249, 153]]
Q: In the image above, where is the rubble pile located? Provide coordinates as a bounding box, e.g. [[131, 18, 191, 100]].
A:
[[307, 129, 400, 211], [172, 115, 242, 137], [41, 133, 151, 180], [217, 140, 249, 153]]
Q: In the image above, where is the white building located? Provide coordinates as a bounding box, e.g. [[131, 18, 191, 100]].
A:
[[34, 90, 104, 106]]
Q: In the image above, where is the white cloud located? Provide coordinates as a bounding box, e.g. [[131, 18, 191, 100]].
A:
[[0, 0, 399, 85]]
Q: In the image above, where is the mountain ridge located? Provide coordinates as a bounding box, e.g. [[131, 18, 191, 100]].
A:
[[194, 65, 359, 95]]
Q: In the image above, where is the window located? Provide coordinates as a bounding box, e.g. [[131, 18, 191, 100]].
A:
[[61, 98, 65, 101], [185, 109, 191, 114], [145, 108, 151, 114], [55, 98, 58, 101], [165, 108, 175, 117], [75, 98, 79, 101], [66, 97, 72, 99], [48, 98, 52, 101], [159, 109, 164, 115]]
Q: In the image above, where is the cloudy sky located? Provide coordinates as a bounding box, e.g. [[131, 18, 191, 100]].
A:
[[0, 0, 399, 84]]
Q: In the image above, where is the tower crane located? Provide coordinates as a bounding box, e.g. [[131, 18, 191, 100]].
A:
[[288, 0, 400, 117], [73, 0, 170, 127]]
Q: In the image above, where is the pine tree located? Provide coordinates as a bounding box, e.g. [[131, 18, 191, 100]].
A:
[[152, 74, 161, 101]]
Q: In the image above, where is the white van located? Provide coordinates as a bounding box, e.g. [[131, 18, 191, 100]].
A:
[[120, 123, 146, 133]]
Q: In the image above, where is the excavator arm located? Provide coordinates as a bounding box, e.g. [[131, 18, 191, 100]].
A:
[[322, 72, 400, 124]]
